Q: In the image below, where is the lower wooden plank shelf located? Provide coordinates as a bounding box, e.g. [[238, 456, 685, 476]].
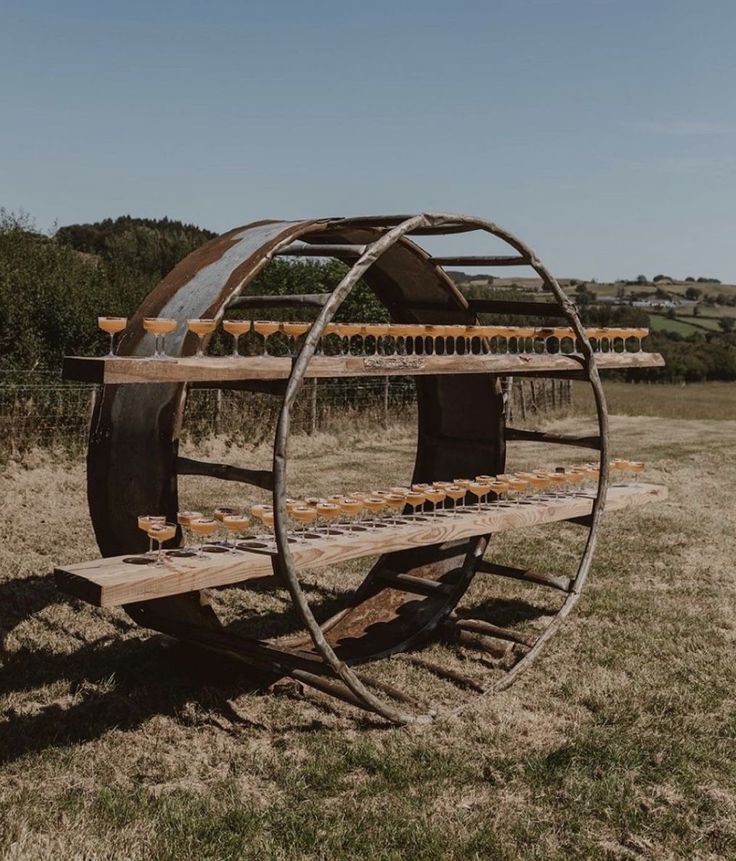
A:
[[62, 350, 664, 385], [55, 483, 667, 608]]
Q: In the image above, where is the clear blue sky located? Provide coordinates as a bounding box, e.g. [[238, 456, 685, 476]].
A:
[[1, 0, 734, 281]]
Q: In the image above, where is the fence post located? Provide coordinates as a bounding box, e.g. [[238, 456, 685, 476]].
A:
[[503, 377, 514, 423], [309, 378, 318, 435], [215, 389, 223, 435], [383, 376, 390, 428], [519, 379, 527, 421], [550, 378, 557, 410]]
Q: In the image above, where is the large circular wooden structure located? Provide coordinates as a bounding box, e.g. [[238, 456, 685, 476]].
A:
[[85, 213, 610, 724]]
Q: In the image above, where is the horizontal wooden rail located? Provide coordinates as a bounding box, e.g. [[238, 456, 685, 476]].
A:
[[475, 560, 572, 592], [189, 379, 287, 395], [448, 614, 536, 647], [377, 571, 455, 597], [430, 255, 527, 267], [176, 457, 274, 491], [226, 293, 329, 311], [467, 299, 566, 317], [505, 427, 602, 449], [274, 244, 366, 258], [61, 351, 665, 386], [54, 483, 667, 608]]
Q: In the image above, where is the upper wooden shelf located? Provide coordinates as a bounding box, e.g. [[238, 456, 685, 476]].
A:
[[63, 351, 664, 385], [55, 482, 667, 608]]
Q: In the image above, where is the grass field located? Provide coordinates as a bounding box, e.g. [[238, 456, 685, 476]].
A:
[[2, 382, 736, 859]]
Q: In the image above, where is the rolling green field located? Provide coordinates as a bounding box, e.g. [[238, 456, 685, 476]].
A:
[[1, 382, 735, 859]]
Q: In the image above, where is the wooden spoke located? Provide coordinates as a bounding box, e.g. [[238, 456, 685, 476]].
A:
[[429, 255, 527, 267], [398, 655, 485, 693], [447, 614, 536, 648], [505, 428, 602, 449], [474, 560, 572, 593], [226, 293, 329, 310], [275, 244, 366, 258], [176, 456, 274, 491], [377, 571, 456, 597]]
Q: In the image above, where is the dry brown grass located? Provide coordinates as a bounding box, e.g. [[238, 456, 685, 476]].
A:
[[1, 385, 736, 859]]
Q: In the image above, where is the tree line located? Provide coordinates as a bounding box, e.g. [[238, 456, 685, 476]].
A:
[[0, 210, 734, 383]]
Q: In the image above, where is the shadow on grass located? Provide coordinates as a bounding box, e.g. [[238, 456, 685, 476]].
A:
[[1, 574, 553, 763], [0, 574, 358, 765]]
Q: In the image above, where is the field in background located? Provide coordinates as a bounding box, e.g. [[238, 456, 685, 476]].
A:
[[1, 384, 735, 858], [574, 379, 736, 421]]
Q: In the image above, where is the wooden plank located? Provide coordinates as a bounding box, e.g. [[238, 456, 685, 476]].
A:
[[54, 483, 667, 608], [467, 299, 565, 317], [377, 571, 455, 597], [225, 293, 329, 310], [176, 457, 273, 490], [505, 428, 601, 449], [430, 255, 527, 267], [474, 560, 572, 592], [62, 351, 665, 386], [274, 244, 366, 258]]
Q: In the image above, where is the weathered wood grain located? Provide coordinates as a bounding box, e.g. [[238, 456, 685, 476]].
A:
[[55, 483, 667, 609], [62, 350, 665, 385]]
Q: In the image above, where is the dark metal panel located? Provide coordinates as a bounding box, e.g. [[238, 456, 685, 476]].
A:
[[87, 219, 321, 557]]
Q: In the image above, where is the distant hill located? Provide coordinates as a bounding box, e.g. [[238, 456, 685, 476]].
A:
[[55, 216, 216, 279]]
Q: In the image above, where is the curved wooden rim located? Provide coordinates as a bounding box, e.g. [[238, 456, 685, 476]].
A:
[[271, 212, 609, 724]]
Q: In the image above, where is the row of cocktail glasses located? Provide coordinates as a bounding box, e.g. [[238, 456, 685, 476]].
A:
[[98, 317, 648, 359], [134, 460, 645, 564]]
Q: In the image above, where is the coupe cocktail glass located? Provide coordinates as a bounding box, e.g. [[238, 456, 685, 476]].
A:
[[253, 321, 280, 355], [339, 497, 363, 531], [314, 502, 339, 534], [282, 322, 310, 356], [222, 514, 250, 547], [143, 318, 177, 358], [223, 319, 251, 356], [177, 510, 203, 551], [405, 490, 426, 520], [424, 487, 446, 515], [291, 506, 318, 540], [138, 514, 165, 556], [468, 482, 489, 511], [148, 521, 177, 566], [98, 317, 127, 357], [187, 319, 216, 356], [444, 485, 466, 514], [190, 517, 218, 556], [361, 496, 385, 529]]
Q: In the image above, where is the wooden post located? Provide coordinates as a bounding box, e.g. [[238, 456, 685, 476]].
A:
[[519, 379, 527, 421], [503, 377, 514, 423], [215, 389, 223, 435], [383, 376, 390, 428], [551, 378, 557, 410], [310, 377, 318, 434]]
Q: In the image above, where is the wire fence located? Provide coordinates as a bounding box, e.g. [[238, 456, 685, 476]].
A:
[[0, 372, 572, 459]]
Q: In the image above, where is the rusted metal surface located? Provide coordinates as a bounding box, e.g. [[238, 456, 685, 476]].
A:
[[84, 211, 610, 725]]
